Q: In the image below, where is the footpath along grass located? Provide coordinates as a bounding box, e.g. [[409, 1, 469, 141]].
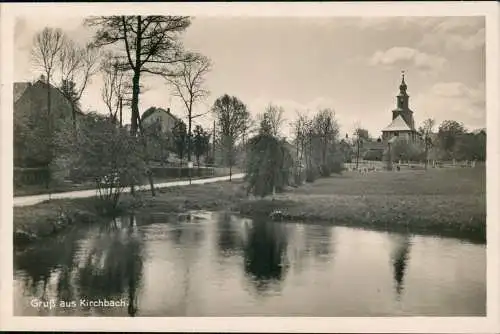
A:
[[14, 168, 239, 197], [13, 178, 247, 244], [14, 166, 486, 245]]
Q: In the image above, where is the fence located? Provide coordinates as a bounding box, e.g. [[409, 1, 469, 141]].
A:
[[344, 159, 483, 171], [14, 167, 50, 187]]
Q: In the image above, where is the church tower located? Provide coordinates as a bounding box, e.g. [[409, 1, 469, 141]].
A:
[[382, 71, 418, 142]]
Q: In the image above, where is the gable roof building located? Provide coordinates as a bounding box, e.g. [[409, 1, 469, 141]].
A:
[[381, 72, 418, 142], [141, 107, 179, 134]]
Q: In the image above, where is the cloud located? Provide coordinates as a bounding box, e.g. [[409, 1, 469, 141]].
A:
[[369, 47, 447, 72], [419, 17, 485, 52], [345, 17, 441, 31], [345, 16, 485, 52], [412, 81, 485, 130]]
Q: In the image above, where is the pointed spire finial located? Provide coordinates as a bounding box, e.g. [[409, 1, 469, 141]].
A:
[[401, 70, 405, 83]]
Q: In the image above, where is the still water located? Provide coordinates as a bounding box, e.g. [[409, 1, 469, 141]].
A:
[[14, 211, 486, 316]]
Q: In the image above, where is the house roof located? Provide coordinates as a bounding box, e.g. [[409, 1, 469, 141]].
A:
[[141, 107, 178, 122], [14, 82, 30, 103], [382, 115, 412, 132]]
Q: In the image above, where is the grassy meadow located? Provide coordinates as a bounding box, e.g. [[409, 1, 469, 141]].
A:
[[14, 166, 486, 245]]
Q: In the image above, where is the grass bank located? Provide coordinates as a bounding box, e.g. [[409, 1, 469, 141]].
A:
[[14, 166, 486, 246], [13, 179, 247, 246], [239, 167, 486, 243]]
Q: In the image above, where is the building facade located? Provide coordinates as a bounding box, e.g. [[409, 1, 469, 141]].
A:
[[381, 72, 418, 142], [14, 77, 76, 167], [141, 107, 179, 134]]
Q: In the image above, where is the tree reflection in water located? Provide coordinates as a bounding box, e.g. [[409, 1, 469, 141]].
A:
[[216, 211, 244, 257], [14, 228, 83, 303], [304, 225, 332, 261], [76, 215, 144, 316], [243, 219, 289, 294], [169, 212, 206, 248], [390, 234, 412, 298]]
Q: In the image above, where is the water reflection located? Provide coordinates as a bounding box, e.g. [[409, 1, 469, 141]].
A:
[[15, 228, 81, 300], [169, 212, 206, 247], [14, 211, 486, 317], [390, 234, 412, 298], [243, 220, 289, 294], [76, 216, 144, 316], [216, 211, 244, 256], [304, 225, 333, 261]]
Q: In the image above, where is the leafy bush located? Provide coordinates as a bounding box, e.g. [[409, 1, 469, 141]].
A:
[[328, 153, 344, 174], [54, 113, 146, 215], [320, 164, 331, 177], [245, 134, 293, 197], [305, 167, 318, 183]]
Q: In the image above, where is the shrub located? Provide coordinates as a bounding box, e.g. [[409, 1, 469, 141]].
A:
[[305, 167, 318, 183], [245, 134, 293, 197], [54, 113, 146, 215], [328, 154, 344, 174], [320, 164, 331, 177]]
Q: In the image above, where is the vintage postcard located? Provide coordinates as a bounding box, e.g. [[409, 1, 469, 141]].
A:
[[0, 2, 498, 333]]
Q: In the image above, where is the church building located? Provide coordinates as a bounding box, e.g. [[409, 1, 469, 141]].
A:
[[381, 72, 418, 142]]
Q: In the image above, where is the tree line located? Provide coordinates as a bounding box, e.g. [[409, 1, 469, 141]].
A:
[[344, 118, 486, 167], [15, 15, 361, 210]]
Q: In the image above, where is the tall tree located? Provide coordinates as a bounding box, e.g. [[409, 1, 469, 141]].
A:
[[171, 119, 188, 167], [212, 94, 251, 181], [58, 39, 100, 129], [193, 125, 211, 168], [313, 108, 339, 176], [85, 16, 192, 136], [101, 53, 128, 125], [418, 118, 435, 169], [31, 27, 65, 191], [258, 103, 285, 138], [437, 120, 467, 160], [163, 53, 212, 161], [353, 127, 371, 142]]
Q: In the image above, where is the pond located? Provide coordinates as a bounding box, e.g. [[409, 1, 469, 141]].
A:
[[14, 211, 486, 316]]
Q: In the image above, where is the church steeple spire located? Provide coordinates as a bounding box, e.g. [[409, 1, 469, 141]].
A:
[[399, 70, 407, 95], [396, 70, 409, 110]]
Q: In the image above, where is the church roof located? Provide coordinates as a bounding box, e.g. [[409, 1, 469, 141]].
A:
[[382, 115, 412, 132]]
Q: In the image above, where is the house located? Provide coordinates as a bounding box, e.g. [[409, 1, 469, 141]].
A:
[[14, 77, 76, 121], [14, 76, 77, 167], [381, 72, 419, 142], [141, 107, 179, 134]]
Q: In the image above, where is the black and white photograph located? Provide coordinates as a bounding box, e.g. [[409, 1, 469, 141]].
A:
[[0, 2, 499, 333]]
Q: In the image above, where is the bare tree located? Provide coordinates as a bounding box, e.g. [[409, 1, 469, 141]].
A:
[[291, 111, 308, 167], [212, 94, 251, 181], [86, 16, 193, 196], [58, 39, 100, 129], [419, 118, 436, 169], [163, 53, 212, 161], [31, 27, 65, 88], [313, 108, 339, 170], [85, 16, 192, 136], [31, 27, 65, 193], [258, 103, 285, 137], [101, 53, 128, 125]]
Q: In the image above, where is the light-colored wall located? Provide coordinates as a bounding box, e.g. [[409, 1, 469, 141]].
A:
[[142, 110, 177, 134]]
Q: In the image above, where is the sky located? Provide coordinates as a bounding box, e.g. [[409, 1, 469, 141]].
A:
[[14, 16, 486, 139]]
